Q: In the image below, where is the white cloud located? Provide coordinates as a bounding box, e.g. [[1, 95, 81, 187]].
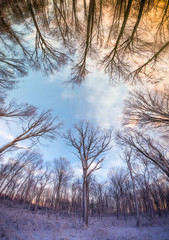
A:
[[0, 130, 29, 151], [0, 130, 14, 141], [61, 86, 75, 100], [16, 143, 29, 150], [74, 167, 83, 178], [84, 73, 128, 129], [72, 161, 83, 178]]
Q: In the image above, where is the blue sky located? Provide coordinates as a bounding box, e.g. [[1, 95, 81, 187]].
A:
[[1, 65, 128, 180]]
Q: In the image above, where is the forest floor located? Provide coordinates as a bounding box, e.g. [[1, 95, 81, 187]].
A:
[[0, 203, 169, 240]]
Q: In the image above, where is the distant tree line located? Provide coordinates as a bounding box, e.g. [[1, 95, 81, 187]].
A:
[[0, 147, 169, 227]]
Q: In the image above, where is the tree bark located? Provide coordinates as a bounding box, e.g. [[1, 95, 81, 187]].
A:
[[127, 161, 140, 227], [83, 176, 88, 226]]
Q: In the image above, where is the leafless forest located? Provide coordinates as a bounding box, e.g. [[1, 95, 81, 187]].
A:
[[0, 0, 169, 239]]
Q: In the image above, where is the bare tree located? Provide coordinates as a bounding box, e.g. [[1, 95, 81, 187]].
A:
[[122, 149, 140, 227], [51, 157, 74, 211], [0, 110, 62, 155], [123, 86, 169, 131], [34, 167, 52, 212], [13, 151, 43, 205], [70, 0, 97, 85], [116, 129, 169, 178], [27, 0, 69, 75], [71, 178, 83, 213], [89, 178, 106, 218], [63, 121, 112, 226], [109, 168, 129, 220], [0, 150, 42, 196], [0, 99, 36, 120], [0, 0, 169, 86]]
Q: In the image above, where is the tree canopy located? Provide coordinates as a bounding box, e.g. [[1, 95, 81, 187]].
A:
[[0, 0, 169, 88]]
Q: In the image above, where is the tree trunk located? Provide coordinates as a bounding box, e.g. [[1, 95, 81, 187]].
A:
[[127, 161, 140, 227], [83, 177, 88, 226], [116, 197, 119, 219]]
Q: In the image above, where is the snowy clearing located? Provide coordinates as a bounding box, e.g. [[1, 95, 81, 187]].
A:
[[0, 204, 169, 240]]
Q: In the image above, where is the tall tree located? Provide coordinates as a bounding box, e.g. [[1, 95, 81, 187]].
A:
[[63, 121, 112, 226], [122, 149, 140, 227]]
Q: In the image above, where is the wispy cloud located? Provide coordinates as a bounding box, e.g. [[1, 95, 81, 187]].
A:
[[84, 73, 128, 129], [0, 130, 14, 141]]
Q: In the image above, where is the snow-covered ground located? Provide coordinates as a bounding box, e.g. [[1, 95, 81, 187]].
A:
[[0, 204, 169, 240]]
